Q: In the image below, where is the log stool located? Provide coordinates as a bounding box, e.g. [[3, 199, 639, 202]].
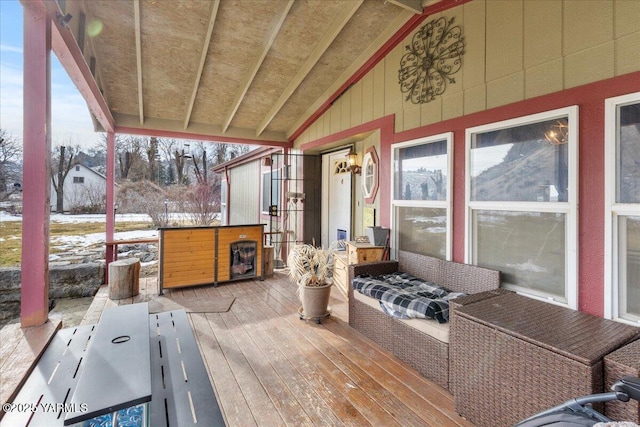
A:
[[108, 258, 141, 300], [263, 245, 274, 277], [604, 338, 640, 423]]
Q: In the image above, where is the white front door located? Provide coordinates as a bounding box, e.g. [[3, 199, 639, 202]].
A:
[[321, 149, 352, 247]]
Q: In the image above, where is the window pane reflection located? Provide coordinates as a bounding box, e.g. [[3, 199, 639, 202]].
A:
[[396, 207, 446, 258], [619, 216, 640, 321], [471, 118, 569, 202], [617, 102, 640, 203], [474, 210, 566, 302], [394, 140, 447, 201]]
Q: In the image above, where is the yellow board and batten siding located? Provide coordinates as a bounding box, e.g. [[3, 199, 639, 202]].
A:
[[293, 0, 640, 147], [159, 225, 264, 290]]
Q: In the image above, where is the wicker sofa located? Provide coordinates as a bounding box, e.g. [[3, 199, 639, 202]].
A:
[[347, 250, 501, 391]]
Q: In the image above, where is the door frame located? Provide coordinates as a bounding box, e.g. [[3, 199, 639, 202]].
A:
[[321, 147, 353, 248]]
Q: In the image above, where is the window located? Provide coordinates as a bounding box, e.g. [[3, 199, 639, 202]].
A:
[[391, 133, 452, 259], [75, 165, 80, 171], [221, 179, 227, 225], [605, 92, 640, 325], [262, 169, 281, 215], [466, 107, 578, 308], [361, 147, 379, 203], [73, 176, 84, 184]]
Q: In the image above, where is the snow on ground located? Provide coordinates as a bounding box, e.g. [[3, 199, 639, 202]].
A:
[[0, 212, 154, 223], [1, 212, 160, 248], [1, 212, 196, 224], [51, 229, 158, 249]]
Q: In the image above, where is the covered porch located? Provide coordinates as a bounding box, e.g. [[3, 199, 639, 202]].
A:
[[9, 0, 640, 424], [3, 272, 471, 427]]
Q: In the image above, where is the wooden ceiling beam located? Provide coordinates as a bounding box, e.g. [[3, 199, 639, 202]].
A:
[[287, 9, 414, 141], [39, 0, 115, 132], [183, 0, 220, 130], [221, 0, 294, 134], [256, 0, 363, 137], [387, 0, 423, 14], [134, 0, 144, 124], [80, 0, 109, 107]]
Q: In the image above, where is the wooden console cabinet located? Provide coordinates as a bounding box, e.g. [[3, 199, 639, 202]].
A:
[[333, 241, 384, 296]]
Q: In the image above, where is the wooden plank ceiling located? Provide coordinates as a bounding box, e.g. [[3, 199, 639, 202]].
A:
[[63, 0, 422, 145]]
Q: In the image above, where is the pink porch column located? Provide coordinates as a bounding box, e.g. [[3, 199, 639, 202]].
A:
[[21, 1, 51, 327], [105, 132, 116, 282]]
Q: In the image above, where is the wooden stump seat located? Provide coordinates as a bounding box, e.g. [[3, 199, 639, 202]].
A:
[[108, 258, 140, 300]]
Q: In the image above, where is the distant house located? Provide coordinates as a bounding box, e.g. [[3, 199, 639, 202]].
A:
[[50, 163, 107, 213]]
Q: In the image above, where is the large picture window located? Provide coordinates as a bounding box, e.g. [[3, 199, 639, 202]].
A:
[[605, 92, 640, 325], [466, 107, 578, 308], [391, 133, 452, 260]]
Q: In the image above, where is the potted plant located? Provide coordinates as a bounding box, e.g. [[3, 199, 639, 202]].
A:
[[288, 243, 337, 322]]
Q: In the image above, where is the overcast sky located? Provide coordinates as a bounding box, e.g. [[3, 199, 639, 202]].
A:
[[0, 0, 103, 149]]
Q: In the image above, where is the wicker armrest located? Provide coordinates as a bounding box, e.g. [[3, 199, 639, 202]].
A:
[[349, 260, 398, 280], [347, 261, 398, 297]]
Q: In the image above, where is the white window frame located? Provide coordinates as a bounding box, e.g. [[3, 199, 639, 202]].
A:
[[390, 132, 453, 260], [261, 169, 281, 215], [465, 106, 579, 309], [221, 178, 228, 226], [361, 149, 378, 201], [604, 91, 640, 325]]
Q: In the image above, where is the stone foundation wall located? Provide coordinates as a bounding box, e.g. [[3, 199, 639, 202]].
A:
[[0, 263, 104, 325]]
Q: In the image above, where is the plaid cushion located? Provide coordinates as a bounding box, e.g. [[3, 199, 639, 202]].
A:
[[352, 272, 465, 323]]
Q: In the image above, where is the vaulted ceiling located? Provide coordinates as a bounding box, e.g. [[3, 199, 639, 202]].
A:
[[52, 0, 432, 146]]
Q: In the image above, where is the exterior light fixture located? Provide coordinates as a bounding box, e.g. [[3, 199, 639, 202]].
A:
[[346, 148, 361, 175]]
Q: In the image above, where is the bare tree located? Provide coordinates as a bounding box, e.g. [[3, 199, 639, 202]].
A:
[[185, 176, 220, 226], [191, 142, 210, 184], [50, 144, 80, 212], [118, 136, 146, 181], [211, 143, 229, 166], [172, 141, 193, 185], [229, 143, 250, 160], [143, 136, 162, 184], [0, 129, 22, 200], [116, 180, 168, 227]]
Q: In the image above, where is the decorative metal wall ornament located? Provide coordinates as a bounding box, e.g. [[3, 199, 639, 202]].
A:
[[398, 17, 465, 104]]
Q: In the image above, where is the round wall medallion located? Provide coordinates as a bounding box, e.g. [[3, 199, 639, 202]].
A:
[[398, 16, 465, 104]]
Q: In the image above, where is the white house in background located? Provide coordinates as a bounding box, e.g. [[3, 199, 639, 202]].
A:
[[50, 163, 107, 213]]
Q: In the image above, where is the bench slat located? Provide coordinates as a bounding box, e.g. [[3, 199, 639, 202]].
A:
[[1, 325, 95, 427], [149, 310, 225, 426], [65, 303, 151, 425], [3, 307, 224, 427]]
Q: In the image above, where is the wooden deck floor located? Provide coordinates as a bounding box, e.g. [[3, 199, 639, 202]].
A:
[[0, 318, 62, 407], [82, 271, 472, 426]]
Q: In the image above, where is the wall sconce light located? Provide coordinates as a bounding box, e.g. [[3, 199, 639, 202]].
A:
[[544, 121, 569, 145], [346, 148, 361, 175]]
